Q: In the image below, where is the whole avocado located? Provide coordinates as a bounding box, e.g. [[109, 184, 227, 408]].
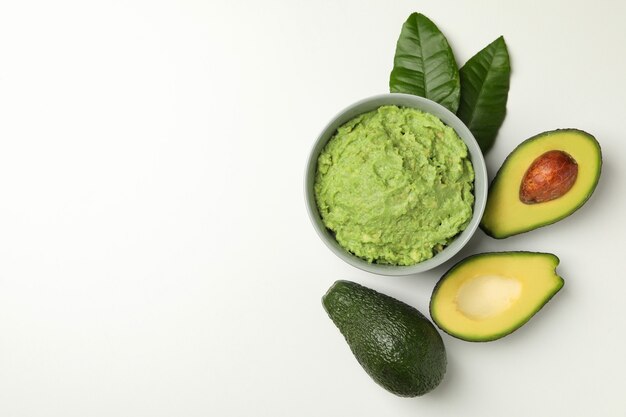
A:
[[322, 280, 446, 397]]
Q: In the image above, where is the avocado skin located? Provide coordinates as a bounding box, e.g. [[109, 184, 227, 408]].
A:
[[323, 280, 446, 397], [429, 252, 564, 342], [480, 128, 602, 239]]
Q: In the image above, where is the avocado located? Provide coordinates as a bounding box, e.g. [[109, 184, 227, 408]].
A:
[[323, 280, 446, 397], [430, 252, 564, 342], [480, 129, 602, 238]]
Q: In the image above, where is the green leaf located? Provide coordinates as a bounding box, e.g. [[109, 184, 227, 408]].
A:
[[389, 13, 460, 113], [457, 36, 511, 154]]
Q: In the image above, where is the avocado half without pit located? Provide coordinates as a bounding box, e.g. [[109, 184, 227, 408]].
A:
[[430, 252, 564, 342], [480, 129, 602, 238]]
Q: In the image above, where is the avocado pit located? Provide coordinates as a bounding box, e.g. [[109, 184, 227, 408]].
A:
[[519, 150, 578, 204]]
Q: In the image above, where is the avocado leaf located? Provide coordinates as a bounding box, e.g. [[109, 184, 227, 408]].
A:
[[457, 36, 511, 154], [389, 13, 460, 113]]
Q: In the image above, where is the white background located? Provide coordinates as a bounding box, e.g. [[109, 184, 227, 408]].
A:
[[0, 0, 624, 415]]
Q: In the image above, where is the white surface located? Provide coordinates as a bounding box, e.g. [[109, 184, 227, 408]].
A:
[[0, 0, 624, 415]]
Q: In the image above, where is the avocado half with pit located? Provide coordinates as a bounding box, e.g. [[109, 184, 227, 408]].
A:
[[481, 129, 602, 238], [430, 252, 564, 342]]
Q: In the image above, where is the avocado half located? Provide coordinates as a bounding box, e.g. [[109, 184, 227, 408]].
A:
[[480, 129, 602, 239], [429, 252, 564, 342]]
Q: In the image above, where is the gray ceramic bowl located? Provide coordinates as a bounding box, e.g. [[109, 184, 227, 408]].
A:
[[304, 93, 487, 276]]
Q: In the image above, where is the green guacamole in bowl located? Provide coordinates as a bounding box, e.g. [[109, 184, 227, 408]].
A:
[[304, 93, 487, 276], [314, 105, 475, 266]]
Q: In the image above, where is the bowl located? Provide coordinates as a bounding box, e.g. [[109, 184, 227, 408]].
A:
[[304, 93, 488, 276]]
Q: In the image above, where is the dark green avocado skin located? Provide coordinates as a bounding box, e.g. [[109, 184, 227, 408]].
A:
[[322, 280, 446, 397]]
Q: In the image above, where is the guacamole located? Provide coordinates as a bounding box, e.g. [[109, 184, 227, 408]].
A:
[[314, 105, 474, 266]]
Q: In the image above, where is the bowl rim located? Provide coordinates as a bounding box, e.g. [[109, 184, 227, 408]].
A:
[[304, 93, 488, 276]]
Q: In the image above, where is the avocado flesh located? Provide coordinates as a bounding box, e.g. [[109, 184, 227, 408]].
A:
[[481, 129, 602, 238], [430, 252, 564, 342], [323, 280, 446, 397]]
